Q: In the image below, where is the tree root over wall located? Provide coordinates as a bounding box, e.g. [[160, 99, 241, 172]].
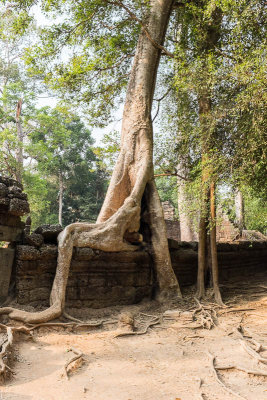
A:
[[0, 0, 181, 326]]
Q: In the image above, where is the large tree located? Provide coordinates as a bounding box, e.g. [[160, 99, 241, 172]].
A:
[[1, 0, 181, 323]]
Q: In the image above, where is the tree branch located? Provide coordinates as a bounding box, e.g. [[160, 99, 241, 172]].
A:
[[106, 0, 175, 58], [152, 87, 172, 121], [154, 172, 188, 181]]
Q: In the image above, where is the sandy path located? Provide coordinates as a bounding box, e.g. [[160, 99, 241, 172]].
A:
[[0, 287, 266, 400]]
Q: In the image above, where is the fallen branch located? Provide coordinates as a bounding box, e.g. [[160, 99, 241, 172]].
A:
[[208, 352, 247, 400]]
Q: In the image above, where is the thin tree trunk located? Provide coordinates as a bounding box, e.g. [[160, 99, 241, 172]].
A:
[[196, 128, 210, 299], [196, 6, 222, 302], [0, 0, 180, 324], [15, 99, 23, 183], [210, 181, 223, 305], [58, 172, 63, 226], [197, 214, 207, 299], [235, 189, 245, 233]]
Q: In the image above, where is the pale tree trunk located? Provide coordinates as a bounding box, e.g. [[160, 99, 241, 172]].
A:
[[177, 161, 197, 242], [1, 0, 181, 324], [196, 6, 223, 304], [58, 172, 63, 226], [210, 181, 223, 305], [15, 99, 23, 183], [234, 189, 245, 233]]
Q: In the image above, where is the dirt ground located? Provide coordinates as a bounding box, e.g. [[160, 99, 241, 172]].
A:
[[0, 273, 266, 400]]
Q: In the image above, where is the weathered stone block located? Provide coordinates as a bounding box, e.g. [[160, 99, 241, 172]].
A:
[[16, 245, 40, 260], [0, 214, 24, 228], [0, 225, 23, 242], [0, 176, 23, 190], [0, 183, 8, 198], [24, 233, 44, 248], [34, 224, 62, 243], [39, 245, 58, 260], [9, 198, 30, 216], [0, 248, 14, 301], [0, 198, 10, 211]]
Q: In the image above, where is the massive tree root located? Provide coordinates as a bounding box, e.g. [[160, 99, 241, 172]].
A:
[[0, 0, 181, 325]]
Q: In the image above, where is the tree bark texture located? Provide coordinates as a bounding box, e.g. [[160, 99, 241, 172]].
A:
[[0, 0, 181, 324], [177, 161, 198, 242]]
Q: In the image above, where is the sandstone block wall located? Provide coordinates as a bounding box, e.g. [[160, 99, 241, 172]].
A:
[[16, 245, 152, 308], [15, 240, 267, 308]]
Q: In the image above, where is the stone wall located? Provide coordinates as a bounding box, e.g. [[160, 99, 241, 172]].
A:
[[162, 201, 181, 241], [15, 238, 267, 308], [1, 177, 266, 309], [216, 212, 239, 242], [16, 244, 153, 308], [0, 176, 29, 242], [0, 176, 30, 302], [165, 220, 181, 241]]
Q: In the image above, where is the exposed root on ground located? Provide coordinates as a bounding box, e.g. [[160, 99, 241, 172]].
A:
[[0, 320, 114, 334], [0, 326, 14, 382], [0, 323, 33, 381], [208, 352, 247, 400], [234, 324, 267, 365], [219, 307, 256, 314], [239, 339, 267, 365], [63, 347, 83, 379], [0, 319, 110, 382], [192, 298, 217, 329], [216, 364, 267, 377], [114, 316, 160, 338], [62, 311, 85, 324]]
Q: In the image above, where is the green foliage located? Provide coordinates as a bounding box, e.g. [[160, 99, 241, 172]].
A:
[[0, 4, 37, 178], [26, 105, 108, 226], [23, 170, 56, 229], [243, 188, 267, 233], [95, 130, 120, 175], [155, 175, 178, 216], [19, 0, 146, 126]]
